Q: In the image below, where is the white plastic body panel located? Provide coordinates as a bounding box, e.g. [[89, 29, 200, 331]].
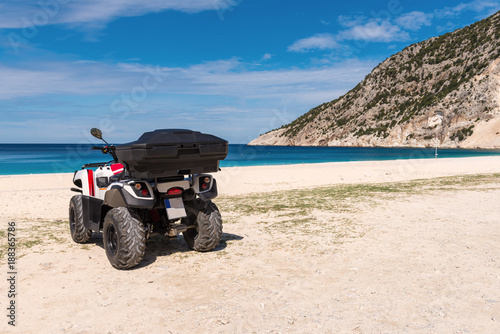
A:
[[94, 166, 116, 200], [156, 180, 190, 193], [73, 169, 92, 197]]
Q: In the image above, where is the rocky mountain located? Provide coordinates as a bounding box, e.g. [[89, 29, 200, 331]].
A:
[[250, 11, 500, 148]]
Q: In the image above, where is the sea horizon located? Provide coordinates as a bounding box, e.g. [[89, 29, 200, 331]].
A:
[[1, 143, 500, 176]]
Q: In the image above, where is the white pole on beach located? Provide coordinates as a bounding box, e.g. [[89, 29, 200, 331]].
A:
[[434, 111, 444, 159], [435, 134, 438, 159]]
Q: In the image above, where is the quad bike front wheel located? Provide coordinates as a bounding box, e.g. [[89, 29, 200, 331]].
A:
[[183, 201, 222, 252], [103, 207, 146, 270], [69, 195, 92, 243]]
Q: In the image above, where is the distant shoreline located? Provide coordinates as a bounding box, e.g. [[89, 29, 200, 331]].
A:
[[1, 154, 500, 178], [2, 143, 500, 176]]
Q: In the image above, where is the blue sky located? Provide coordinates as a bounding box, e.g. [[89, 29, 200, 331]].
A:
[[0, 0, 499, 144]]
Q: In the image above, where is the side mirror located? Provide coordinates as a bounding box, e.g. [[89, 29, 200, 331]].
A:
[[91, 128, 103, 140]]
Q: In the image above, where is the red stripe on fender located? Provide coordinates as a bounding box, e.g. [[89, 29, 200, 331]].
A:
[[87, 169, 94, 197], [111, 163, 124, 175]]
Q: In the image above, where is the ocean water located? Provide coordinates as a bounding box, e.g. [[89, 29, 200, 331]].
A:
[[1, 143, 500, 176]]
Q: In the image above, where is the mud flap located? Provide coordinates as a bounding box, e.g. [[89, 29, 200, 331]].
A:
[[104, 187, 154, 209], [81, 195, 103, 231]]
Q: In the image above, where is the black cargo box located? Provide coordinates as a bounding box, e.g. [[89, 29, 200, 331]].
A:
[[115, 129, 228, 178]]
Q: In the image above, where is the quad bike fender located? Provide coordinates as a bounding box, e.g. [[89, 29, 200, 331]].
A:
[[191, 174, 218, 200], [81, 195, 103, 232], [199, 179, 218, 201], [200, 178, 218, 201], [104, 182, 154, 209], [73, 169, 95, 196]]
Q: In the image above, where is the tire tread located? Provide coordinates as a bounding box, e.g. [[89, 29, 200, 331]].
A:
[[103, 207, 146, 269], [69, 195, 92, 243], [183, 201, 222, 252]]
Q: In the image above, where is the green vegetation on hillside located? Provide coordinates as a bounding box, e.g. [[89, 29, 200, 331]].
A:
[[268, 10, 500, 144]]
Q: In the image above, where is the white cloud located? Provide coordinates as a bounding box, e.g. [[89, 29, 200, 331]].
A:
[[186, 58, 242, 74], [337, 14, 367, 28], [0, 0, 240, 29], [288, 17, 411, 52], [338, 19, 410, 42], [435, 0, 500, 18], [0, 57, 377, 143], [395, 11, 434, 31], [261, 53, 272, 60], [0, 57, 376, 103], [288, 1, 498, 52], [287, 33, 339, 52], [436, 21, 457, 33], [0, 62, 136, 99]]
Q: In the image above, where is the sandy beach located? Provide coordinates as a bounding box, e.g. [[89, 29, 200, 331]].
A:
[[1, 156, 500, 333]]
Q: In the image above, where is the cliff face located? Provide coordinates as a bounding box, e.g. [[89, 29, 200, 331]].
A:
[[250, 11, 500, 148]]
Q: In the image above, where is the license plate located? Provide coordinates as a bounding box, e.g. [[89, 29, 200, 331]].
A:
[[164, 198, 187, 220]]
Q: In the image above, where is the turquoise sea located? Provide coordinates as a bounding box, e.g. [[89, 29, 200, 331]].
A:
[[1, 144, 500, 176]]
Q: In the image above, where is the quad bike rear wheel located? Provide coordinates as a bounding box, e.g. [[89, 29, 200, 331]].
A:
[[69, 195, 92, 243], [103, 207, 146, 270], [183, 201, 222, 251]]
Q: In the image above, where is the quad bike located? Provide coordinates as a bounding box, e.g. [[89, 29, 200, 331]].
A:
[[69, 128, 228, 269]]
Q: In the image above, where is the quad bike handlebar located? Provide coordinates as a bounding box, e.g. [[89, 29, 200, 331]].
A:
[[91, 144, 118, 162], [84, 144, 119, 169], [90, 128, 119, 162]]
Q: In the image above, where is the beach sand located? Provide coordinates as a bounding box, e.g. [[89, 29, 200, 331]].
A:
[[1, 156, 500, 333]]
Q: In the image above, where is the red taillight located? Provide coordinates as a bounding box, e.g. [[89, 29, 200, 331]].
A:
[[201, 183, 208, 190], [167, 187, 183, 196], [141, 189, 149, 196]]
